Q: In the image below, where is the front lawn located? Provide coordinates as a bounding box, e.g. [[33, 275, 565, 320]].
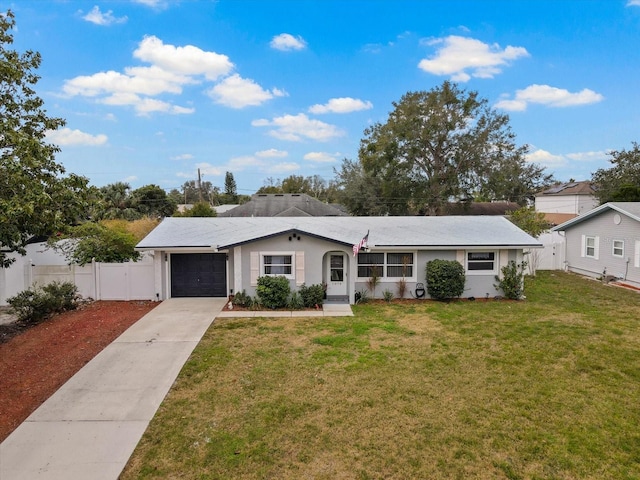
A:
[[122, 271, 640, 479]]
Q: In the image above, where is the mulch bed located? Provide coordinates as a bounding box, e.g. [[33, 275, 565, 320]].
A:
[[0, 300, 158, 442]]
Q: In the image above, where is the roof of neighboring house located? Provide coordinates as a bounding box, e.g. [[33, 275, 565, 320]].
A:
[[214, 204, 239, 214], [536, 180, 596, 197], [447, 202, 521, 216], [137, 216, 542, 251], [219, 193, 347, 217], [542, 213, 577, 227], [552, 202, 640, 231]]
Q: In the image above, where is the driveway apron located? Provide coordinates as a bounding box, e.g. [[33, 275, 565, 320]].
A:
[[0, 298, 225, 480]]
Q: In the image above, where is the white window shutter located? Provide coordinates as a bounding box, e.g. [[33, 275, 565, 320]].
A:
[[250, 252, 259, 286], [635, 240, 640, 268], [456, 250, 465, 265], [581, 235, 586, 258], [594, 236, 600, 260], [295, 251, 305, 286]]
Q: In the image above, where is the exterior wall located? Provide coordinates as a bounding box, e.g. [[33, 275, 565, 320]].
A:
[[563, 210, 640, 287], [535, 195, 598, 215]]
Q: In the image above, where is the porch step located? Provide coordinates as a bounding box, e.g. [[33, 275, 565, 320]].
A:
[[325, 295, 349, 304]]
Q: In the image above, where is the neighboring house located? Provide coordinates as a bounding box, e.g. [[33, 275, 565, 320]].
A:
[[219, 193, 347, 217], [552, 202, 640, 288], [535, 181, 598, 224], [136, 216, 541, 304]]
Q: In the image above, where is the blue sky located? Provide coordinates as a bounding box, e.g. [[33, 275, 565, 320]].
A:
[[5, 0, 640, 196]]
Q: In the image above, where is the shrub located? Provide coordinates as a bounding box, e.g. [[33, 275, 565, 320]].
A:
[[288, 292, 305, 310], [232, 290, 253, 308], [355, 289, 370, 304], [365, 267, 381, 298], [298, 283, 325, 308], [383, 289, 394, 302], [7, 281, 80, 324], [495, 260, 527, 300], [256, 276, 291, 309], [426, 259, 465, 301], [396, 277, 407, 299]]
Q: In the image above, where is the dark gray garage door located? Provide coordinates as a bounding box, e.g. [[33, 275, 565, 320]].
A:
[[171, 253, 227, 297]]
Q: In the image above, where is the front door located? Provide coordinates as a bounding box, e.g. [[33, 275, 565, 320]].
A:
[[326, 253, 347, 297]]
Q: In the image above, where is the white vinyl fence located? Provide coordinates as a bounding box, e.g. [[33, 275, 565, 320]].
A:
[[25, 259, 155, 301]]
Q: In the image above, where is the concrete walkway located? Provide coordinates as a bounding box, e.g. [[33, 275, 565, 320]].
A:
[[0, 298, 226, 480], [217, 302, 354, 318], [0, 299, 354, 480]]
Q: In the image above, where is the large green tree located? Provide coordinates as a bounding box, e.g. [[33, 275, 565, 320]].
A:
[[352, 81, 546, 215], [591, 142, 640, 204], [0, 11, 90, 267]]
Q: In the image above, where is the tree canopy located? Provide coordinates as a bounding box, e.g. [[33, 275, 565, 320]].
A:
[[591, 142, 640, 204], [0, 10, 91, 267], [339, 81, 552, 215], [93, 182, 176, 220]]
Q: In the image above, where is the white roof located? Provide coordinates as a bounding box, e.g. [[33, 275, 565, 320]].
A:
[[137, 216, 541, 250]]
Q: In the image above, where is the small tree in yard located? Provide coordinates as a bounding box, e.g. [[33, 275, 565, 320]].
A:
[[426, 259, 465, 301]]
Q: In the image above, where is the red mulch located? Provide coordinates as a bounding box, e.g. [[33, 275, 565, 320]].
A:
[[0, 300, 158, 443]]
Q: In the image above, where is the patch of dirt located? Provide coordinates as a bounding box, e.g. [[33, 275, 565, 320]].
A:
[[0, 300, 158, 442]]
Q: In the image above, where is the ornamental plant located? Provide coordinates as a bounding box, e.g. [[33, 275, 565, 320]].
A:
[[426, 259, 465, 301], [256, 276, 291, 309]]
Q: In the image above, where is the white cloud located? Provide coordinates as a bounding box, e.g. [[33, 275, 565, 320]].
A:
[[45, 127, 108, 146], [309, 97, 373, 114], [525, 149, 566, 168], [132, 0, 168, 8], [495, 84, 604, 111], [304, 151, 339, 163], [207, 74, 286, 108], [418, 35, 528, 81], [194, 163, 224, 176], [256, 149, 288, 158], [82, 6, 127, 26], [565, 151, 608, 162], [171, 153, 194, 161], [133, 36, 233, 81], [122, 175, 138, 183], [227, 156, 266, 170], [627, 0, 640, 6], [252, 113, 344, 142], [63, 36, 236, 114], [270, 33, 307, 51], [270, 162, 300, 173]]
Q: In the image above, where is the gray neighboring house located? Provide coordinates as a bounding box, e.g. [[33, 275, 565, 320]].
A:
[[552, 202, 640, 287], [219, 193, 347, 217], [136, 216, 541, 304]]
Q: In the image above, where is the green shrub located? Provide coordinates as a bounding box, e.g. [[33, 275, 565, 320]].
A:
[[298, 283, 325, 308], [232, 290, 253, 308], [7, 281, 80, 324], [287, 292, 305, 310], [495, 260, 527, 300], [256, 276, 291, 309], [383, 289, 394, 302], [426, 259, 465, 301], [355, 289, 370, 304]]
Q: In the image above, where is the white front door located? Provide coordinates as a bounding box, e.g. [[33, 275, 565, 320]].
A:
[[326, 253, 347, 297]]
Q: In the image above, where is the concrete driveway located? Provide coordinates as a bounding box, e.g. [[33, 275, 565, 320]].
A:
[[0, 297, 226, 480]]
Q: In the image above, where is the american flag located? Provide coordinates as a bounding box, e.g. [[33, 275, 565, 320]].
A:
[[353, 230, 369, 257]]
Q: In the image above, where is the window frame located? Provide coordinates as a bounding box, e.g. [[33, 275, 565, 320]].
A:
[[585, 236, 597, 259], [356, 251, 417, 280], [260, 252, 295, 279], [612, 239, 624, 258], [465, 251, 498, 275]]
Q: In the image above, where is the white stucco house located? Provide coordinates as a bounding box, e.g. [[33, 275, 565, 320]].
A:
[[136, 216, 541, 304], [552, 202, 640, 288]]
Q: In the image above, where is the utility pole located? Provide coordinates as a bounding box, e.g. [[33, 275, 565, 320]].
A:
[[197, 168, 203, 203]]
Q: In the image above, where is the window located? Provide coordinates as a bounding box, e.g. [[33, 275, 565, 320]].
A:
[[467, 252, 496, 272], [612, 240, 624, 258], [386, 253, 414, 278], [585, 236, 597, 258], [357, 252, 383, 278], [263, 254, 292, 275]]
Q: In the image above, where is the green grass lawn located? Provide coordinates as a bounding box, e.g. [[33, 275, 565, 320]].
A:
[[121, 271, 640, 480]]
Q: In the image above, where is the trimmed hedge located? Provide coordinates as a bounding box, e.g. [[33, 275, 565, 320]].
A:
[[256, 276, 291, 309], [426, 259, 465, 301]]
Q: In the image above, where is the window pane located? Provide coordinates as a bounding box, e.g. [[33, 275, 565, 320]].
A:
[[358, 265, 383, 277], [468, 262, 494, 271], [357, 253, 384, 265], [387, 253, 413, 265], [468, 252, 495, 261], [387, 265, 413, 277]]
